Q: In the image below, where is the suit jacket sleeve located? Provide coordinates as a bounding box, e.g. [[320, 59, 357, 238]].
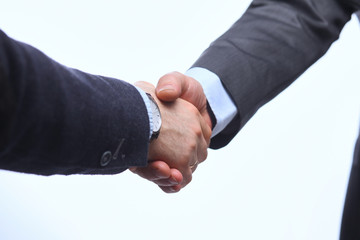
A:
[[192, 0, 359, 149], [0, 30, 150, 175]]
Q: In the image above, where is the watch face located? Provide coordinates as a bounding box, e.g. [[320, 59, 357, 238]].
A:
[[150, 98, 162, 132], [150, 104, 161, 132]]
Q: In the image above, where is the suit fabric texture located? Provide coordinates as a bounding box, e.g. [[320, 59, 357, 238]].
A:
[[192, 0, 360, 239], [0, 30, 150, 175], [1, 0, 359, 238]]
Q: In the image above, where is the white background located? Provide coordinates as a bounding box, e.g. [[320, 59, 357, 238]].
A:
[[1, 0, 360, 239]]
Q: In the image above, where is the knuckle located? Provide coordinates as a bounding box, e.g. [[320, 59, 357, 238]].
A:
[[194, 126, 202, 138], [189, 105, 199, 115], [201, 149, 208, 161], [187, 140, 197, 154]]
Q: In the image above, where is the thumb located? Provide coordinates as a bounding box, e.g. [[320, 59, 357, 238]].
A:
[[155, 72, 188, 102], [156, 71, 212, 128]]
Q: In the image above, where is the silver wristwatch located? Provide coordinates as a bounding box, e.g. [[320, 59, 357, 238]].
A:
[[146, 93, 162, 140]]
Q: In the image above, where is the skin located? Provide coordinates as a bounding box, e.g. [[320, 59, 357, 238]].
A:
[[130, 80, 211, 193], [156, 72, 212, 129]]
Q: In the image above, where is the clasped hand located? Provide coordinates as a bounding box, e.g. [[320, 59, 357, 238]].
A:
[[130, 75, 211, 193]]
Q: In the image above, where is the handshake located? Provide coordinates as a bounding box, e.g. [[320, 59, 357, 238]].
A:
[[130, 72, 212, 193]]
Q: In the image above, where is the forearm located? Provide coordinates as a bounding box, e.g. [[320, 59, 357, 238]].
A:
[[0, 30, 149, 175], [192, 0, 354, 148]]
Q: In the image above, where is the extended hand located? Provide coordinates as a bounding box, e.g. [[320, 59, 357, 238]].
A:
[[130, 81, 211, 193], [156, 72, 211, 129]]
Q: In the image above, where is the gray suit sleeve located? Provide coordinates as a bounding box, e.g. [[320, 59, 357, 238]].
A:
[[192, 0, 357, 149], [0, 30, 150, 175]]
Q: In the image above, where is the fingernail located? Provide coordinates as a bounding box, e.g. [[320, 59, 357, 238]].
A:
[[169, 186, 179, 193], [155, 170, 169, 179], [170, 176, 179, 184], [157, 84, 175, 93]]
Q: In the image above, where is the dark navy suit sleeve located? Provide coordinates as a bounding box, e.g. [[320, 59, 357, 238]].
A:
[[0, 30, 149, 175], [192, 0, 358, 149]]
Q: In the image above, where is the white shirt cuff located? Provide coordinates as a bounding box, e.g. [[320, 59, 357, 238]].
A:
[[186, 67, 237, 137], [135, 86, 153, 140]]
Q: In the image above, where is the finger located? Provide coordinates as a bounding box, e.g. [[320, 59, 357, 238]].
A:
[[157, 72, 206, 112], [153, 168, 183, 186], [180, 77, 207, 114], [190, 161, 199, 173], [200, 108, 213, 130], [131, 161, 171, 181], [194, 113, 211, 165], [197, 137, 208, 164], [180, 166, 193, 188], [156, 72, 188, 102], [156, 72, 212, 129], [159, 185, 182, 194], [153, 178, 179, 186], [199, 112, 212, 147]]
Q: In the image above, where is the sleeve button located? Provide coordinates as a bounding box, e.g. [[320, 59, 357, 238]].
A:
[[100, 151, 112, 167]]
